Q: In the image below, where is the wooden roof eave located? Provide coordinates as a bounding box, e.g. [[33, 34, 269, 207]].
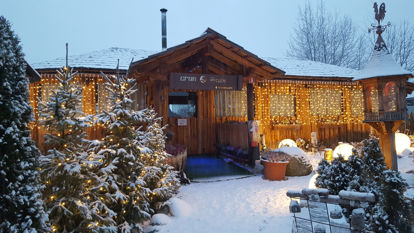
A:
[[212, 36, 284, 75], [36, 67, 128, 75], [25, 60, 42, 82], [406, 81, 414, 95], [129, 28, 285, 79], [273, 75, 354, 83]]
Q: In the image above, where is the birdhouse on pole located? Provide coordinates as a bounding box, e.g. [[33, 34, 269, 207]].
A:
[[354, 3, 413, 170]]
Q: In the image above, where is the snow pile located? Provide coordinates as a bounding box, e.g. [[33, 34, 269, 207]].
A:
[[146, 175, 312, 233], [273, 147, 307, 158], [144, 147, 414, 233], [151, 214, 171, 225], [167, 197, 192, 218], [274, 146, 317, 166]]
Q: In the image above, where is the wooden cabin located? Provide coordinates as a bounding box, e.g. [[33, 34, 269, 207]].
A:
[[31, 28, 373, 158]]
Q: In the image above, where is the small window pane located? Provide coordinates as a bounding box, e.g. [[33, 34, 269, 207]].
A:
[[168, 92, 197, 118]]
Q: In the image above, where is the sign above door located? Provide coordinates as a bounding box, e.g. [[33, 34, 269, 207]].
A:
[[169, 72, 243, 91]]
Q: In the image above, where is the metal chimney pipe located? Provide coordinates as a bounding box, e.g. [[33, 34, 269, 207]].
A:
[[160, 8, 167, 50]]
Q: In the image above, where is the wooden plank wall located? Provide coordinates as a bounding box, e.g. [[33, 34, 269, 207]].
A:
[[216, 122, 248, 149], [162, 89, 217, 155]]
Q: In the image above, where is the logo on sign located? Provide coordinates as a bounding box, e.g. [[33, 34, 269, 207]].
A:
[[200, 75, 207, 84]]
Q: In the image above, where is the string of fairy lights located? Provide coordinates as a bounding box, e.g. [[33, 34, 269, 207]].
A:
[[30, 77, 367, 127], [254, 80, 365, 126], [29, 74, 372, 148]]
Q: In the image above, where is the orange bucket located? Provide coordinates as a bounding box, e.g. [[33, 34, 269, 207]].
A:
[[262, 160, 289, 181]]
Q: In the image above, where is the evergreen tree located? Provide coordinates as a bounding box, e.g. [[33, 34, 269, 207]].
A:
[[138, 109, 180, 211], [316, 156, 352, 194], [38, 66, 102, 232], [316, 138, 412, 232], [88, 68, 180, 232], [0, 16, 48, 232]]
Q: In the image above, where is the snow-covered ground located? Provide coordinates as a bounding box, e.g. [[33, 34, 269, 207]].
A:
[[146, 149, 414, 233]]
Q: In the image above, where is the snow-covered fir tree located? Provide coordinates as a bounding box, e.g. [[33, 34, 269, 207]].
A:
[[88, 68, 179, 232], [38, 65, 103, 232], [0, 16, 48, 232], [316, 138, 412, 232], [137, 109, 180, 211]]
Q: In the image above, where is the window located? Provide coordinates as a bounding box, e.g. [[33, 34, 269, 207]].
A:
[[96, 82, 112, 114], [383, 82, 398, 112], [270, 94, 295, 117], [351, 89, 364, 116], [309, 89, 342, 116], [168, 92, 197, 118], [365, 86, 379, 113], [215, 89, 247, 117]]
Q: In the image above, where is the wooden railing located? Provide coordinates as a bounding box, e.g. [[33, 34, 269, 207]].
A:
[[364, 111, 407, 122]]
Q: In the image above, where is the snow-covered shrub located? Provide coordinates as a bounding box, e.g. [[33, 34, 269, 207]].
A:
[[316, 138, 412, 232], [0, 16, 49, 232]]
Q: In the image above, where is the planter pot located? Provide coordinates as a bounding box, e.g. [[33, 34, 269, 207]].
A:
[[262, 160, 289, 181]]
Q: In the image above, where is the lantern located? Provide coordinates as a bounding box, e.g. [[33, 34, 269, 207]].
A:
[[332, 143, 354, 161], [354, 3, 413, 170]]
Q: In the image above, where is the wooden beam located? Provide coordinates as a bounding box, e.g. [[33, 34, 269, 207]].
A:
[[132, 39, 209, 74], [207, 56, 240, 74], [206, 49, 243, 72], [210, 40, 274, 78]]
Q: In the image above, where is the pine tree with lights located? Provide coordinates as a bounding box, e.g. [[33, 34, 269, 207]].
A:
[[0, 16, 48, 232], [137, 109, 180, 211], [38, 55, 107, 232], [88, 65, 179, 232], [88, 68, 153, 232]]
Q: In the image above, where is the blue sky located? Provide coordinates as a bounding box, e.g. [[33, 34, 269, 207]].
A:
[[2, 0, 414, 63]]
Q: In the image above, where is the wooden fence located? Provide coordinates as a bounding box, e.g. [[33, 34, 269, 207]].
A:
[[262, 123, 371, 150], [216, 121, 371, 151]]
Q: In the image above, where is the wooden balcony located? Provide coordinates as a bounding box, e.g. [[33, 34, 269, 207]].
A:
[[364, 111, 407, 122]]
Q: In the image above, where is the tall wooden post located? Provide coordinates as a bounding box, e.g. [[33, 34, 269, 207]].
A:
[[367, 121, 402, 170], [247, 79, 259, 167]]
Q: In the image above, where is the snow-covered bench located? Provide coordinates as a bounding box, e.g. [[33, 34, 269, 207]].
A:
[[286, 188, 375, 233]]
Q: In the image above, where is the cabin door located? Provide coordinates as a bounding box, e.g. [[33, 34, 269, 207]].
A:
[[166, 90, 216, 155]]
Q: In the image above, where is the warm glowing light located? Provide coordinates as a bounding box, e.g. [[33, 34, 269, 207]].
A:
[[278, 139, 297, 148], [308, 173, 319, 189], [395, 133, 411, 154], [333, 143, 354, 160]]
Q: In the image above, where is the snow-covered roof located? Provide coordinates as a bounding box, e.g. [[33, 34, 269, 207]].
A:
[[263, 57, 358, 78], [354, 48, 412, 81], [32, 47, 157, 70], [33, 47, 359, 79]]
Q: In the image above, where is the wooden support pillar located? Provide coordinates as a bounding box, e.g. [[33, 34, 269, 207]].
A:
[[379, 132, 397, 170], [367, 121, 403, 171], [247, 81, 259, 167]]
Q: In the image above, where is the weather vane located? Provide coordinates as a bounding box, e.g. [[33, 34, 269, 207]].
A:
[[369, 2, 391, 36]]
